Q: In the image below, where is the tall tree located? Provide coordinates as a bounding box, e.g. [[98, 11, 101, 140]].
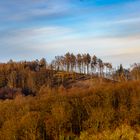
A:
[[86, 53, 91, 74], [104, 63, 112, 77], [65, 52, 71, 72], [76, 54, 82, 73], [82, 54, 87, 74], [97, 58, 104, 77], [91, 55, 97, 74], [70, 53, 76, 72]]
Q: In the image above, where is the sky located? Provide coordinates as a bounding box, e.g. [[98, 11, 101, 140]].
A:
[[0, 0, 140, 67]]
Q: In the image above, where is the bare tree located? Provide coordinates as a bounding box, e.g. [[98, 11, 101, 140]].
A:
[[86, 53, 91, 74], [91, 55, 97, 74], [70, 53, 76, 72], [76, 54, 82, 73], [82, 54, 87, 74], [104, 63, 112, 78], [97, 58, 104, 77], [65, 52, 71, 72]]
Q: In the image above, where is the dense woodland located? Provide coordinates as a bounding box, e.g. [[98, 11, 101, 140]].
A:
[[0, 53, 140, 140]]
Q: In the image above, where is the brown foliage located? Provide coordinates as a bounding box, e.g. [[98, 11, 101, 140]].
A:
[[0, 81, 139, 139]]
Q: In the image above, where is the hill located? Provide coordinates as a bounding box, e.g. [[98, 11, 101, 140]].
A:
[[0, 53, 140, 139]]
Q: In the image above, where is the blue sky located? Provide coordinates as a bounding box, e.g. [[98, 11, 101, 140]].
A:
[[0, 0, 140, 67]]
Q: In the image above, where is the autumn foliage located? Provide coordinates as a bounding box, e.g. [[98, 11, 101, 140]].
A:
[[0, 80, 139, 139], [0, 54, 140, 139]]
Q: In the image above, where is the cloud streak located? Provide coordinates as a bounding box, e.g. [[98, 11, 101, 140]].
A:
[[0, 0, 140, 67], [0, 24, 139, 67]]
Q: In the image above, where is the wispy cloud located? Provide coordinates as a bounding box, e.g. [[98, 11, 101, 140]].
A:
[[0, 0, 140, 66], [1, 24, 139, 66], [0, 25, 74, 61], [0, 0, 71, 22]]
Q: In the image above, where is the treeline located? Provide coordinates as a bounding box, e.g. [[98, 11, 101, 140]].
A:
[[0, 81, 140, 140], [0, 52, 139, 99], [51, 52, 140, 81], [0, 58, 53, 98], [0, 52, 112, 99], [0, 53, 139, 139], [51, 52, 112, 76]]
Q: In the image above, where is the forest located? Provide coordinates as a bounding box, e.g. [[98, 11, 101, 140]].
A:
[[0, 53, 140, 140]]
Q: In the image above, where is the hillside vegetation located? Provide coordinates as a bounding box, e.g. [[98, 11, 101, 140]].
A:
[[0, 52, 138, 99], [0, 81, 140, 140], [0, 53, 140, 140]]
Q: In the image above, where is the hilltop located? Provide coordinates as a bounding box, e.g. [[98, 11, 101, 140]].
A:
[[0, 52, 134, 99], [0, 53, 139, 139]]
